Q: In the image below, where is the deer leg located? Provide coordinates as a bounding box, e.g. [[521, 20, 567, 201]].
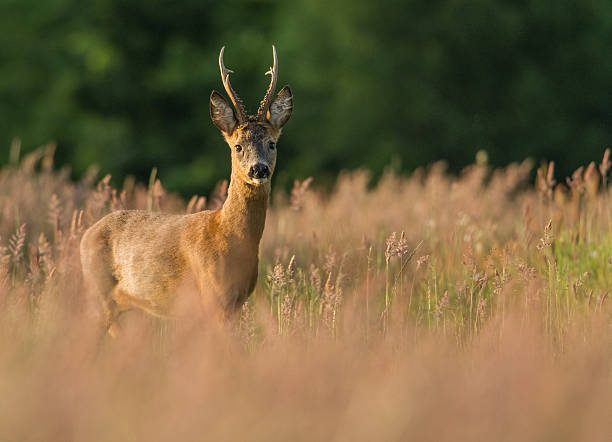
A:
[[104, 298, 122, 338], [81, 243, 125, 338], [84, 278, 124, 338]]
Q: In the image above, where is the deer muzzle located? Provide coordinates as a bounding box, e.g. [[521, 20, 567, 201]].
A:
[[248, 163, 271, 183]]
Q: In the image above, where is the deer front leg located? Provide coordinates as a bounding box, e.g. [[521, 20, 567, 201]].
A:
[[192, 273, 231, 330]]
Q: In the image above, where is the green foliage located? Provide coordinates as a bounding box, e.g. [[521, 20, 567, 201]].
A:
[[1, 0, 612, 194]]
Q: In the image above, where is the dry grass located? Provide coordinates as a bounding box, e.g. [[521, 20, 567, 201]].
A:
[[0, 145, 611, 441]]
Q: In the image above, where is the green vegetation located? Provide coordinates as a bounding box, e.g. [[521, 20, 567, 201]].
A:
[[2, 0, 612, 194]]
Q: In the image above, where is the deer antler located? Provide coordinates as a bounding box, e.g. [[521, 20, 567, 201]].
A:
[[219, 46, 247, 124], [257, 45, 278, 121]]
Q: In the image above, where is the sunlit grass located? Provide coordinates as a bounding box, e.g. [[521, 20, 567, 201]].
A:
[[0, 146, 610, 441]]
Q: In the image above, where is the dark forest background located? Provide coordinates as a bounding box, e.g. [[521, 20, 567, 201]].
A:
[[1, 0, 611, 194]]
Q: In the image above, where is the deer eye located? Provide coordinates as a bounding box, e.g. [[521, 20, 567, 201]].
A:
[[234, 145, 243, 153], [268, 142, 276, 150]]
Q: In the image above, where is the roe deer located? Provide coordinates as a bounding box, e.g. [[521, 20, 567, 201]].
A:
[[80, 46, 293, 336]]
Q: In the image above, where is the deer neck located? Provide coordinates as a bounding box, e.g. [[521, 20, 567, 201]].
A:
[[219, 168, 270, 244]]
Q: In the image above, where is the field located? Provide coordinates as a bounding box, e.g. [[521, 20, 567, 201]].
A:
[[0, 145, 611, 441]]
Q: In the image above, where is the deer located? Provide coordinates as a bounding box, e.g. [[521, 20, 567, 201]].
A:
[[80, 46, 293, 336]]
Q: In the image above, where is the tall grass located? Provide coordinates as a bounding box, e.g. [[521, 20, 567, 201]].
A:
[[0, 145, 610, 441]]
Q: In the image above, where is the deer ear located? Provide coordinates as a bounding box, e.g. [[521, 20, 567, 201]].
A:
[[210, 90, 238, 135], [267, 86, 293, 129]]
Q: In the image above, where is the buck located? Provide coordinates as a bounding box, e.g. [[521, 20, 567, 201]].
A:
[[80, 46, 293, 336]]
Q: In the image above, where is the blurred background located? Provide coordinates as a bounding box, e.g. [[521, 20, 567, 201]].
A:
[[1, 0, 611, 195]]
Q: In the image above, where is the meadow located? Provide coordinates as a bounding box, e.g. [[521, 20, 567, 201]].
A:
[[0, 144, 610, 441]]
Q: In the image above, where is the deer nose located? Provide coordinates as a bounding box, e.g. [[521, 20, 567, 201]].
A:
[[249, 163, 270, 179]]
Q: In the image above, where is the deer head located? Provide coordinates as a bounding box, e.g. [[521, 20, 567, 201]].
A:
[[210, 46, 293, 185]]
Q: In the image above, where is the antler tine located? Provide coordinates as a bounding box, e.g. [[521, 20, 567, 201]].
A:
[[219, 46, 247, 124], [257, 45, 278, 121]]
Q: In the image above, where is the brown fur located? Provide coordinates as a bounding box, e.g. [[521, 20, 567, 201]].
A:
[[80, 47, 292, 335]]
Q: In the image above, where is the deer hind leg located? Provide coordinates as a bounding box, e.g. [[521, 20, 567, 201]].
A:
[[104, 298, 122, 338], [82, 269, 124, 337], [81, 271, 120, 338], [80, 242, 126, 337]]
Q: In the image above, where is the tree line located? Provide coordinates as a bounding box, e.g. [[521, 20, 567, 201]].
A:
[[1, 0, 611, 194]]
